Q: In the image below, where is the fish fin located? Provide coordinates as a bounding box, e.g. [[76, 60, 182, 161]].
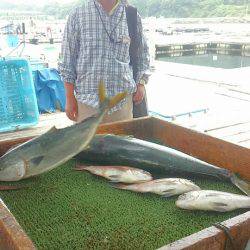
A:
[[18, 156, 29, 179], [98, 80, 106, 104], [163, 188, 175, 193], [0, 185, 24, 191], [109, 175, 120, 179], [117, 134, 134, 139], [46, 126, 58, 134], [98, 80, 127, 110], [206, 193, 220, 197], [30, 156, 44, 166], [109, 92, 127, 109], [213, 202, 227, 206], [162, 193, 174, 198], [162, 188, 176, 197], [111, 183, 128, 189], [211, 202, 229, 212], [231, 174, 250, 196], [109, 180, 121, 183], [74, 165, 89, 171]]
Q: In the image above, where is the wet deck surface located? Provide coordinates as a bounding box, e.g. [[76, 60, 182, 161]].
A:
[[147, 61, 250, 148], [0, 112, 73, 142], [0, 61, 249, 148]]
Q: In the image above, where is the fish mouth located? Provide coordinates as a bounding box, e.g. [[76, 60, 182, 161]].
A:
[[230, 174, 250, 196]]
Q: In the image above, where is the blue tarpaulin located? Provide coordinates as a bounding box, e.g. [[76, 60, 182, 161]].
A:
[[33, 68, 66, 113]]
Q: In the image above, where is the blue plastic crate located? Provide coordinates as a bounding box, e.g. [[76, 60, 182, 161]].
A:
[[0, 58, 39, 132], [6, 35, 19, 48]]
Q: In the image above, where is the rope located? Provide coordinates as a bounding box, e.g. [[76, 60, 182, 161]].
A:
[[213, 222, 236, 250]]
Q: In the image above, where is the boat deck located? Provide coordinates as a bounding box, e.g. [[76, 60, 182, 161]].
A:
[[0, 112, 72, 143]]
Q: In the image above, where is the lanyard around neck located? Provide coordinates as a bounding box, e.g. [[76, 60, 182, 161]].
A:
[[94, 1, 125, 43]]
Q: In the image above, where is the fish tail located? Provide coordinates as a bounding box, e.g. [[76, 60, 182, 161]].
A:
[[231, 174, 250, 196], [98, 80, 127, 110]]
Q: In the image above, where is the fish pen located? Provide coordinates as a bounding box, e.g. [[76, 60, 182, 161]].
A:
[[155, 42, 250, 58], [0, 117, 249, 249]]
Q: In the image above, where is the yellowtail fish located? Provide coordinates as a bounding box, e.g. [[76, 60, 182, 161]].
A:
[[113, 178, 201, 197], [77, 134, 250, 196], [176, 190, 250, 212], [74, 165, 153, 183], [0, 81, 126, 182]]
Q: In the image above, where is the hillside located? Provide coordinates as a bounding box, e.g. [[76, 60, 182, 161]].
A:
[[0, 0, 249, 18]]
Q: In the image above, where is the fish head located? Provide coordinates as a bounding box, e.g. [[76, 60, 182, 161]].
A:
[[176, 191, 200, 209], [130, 169, 153, 182], [183, 180, 201, 192], [0, 155, 26, 181]]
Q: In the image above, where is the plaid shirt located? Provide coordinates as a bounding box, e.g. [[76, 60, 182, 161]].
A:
[[59, 0, 150, 112]]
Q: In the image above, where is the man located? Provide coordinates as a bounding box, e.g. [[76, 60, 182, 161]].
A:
[[59, 0, 150, 123]]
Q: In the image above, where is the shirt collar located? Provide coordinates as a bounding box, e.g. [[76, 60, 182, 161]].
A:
[[109, 0, 120, 15], [92, 0, 126, 11]]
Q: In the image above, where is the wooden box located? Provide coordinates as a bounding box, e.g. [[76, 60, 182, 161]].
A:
[[0, 117, 249, 249]]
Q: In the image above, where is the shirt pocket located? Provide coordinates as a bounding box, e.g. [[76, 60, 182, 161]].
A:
[[114, 34, 131, 64]]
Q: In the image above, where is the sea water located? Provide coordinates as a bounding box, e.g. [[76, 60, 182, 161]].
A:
[[158, 54, 250, 69]]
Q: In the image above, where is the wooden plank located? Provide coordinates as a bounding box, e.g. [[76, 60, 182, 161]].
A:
[[172, 112, 250, 136], [158, 211, 250, 250], [215, 91, 250, 102], [206, 122, 250, 138], [239, 140, 250, 148], [97, 117, 153, 140], [224, 131, 250, 146], [202, 119, 250, 133], [151, 117, 250, 180], [0, 199, 36, 250]]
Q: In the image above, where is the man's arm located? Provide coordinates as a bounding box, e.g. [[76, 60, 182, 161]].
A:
[[65, 82, 78, 121], [133, 13, 150, 105], [58, 8, 79, 121]]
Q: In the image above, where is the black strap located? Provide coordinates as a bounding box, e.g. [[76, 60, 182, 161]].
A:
[[125, 5, 139, 81], [125, 5, 148, 118]]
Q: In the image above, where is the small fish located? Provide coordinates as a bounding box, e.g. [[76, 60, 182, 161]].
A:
[[176, 190, 250, 212], [77, 134, 250, 196], [74, 165, 153, 183], [113, 178, 201, 197]]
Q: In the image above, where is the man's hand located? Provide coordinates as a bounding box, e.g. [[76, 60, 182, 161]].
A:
[[65, 95, 78, 121], [133, 84, 146, 105], [65, 82, 78, 121]]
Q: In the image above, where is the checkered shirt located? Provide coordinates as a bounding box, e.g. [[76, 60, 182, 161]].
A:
[[58, 0, 150, 112]]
